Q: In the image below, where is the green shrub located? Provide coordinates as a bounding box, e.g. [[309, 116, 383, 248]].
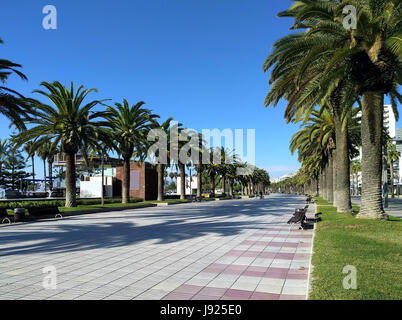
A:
[[0, 197, 143, 209], [0, 200, 65, 209]]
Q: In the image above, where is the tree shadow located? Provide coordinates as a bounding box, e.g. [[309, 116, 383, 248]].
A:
[[0, 194, 306, 257]]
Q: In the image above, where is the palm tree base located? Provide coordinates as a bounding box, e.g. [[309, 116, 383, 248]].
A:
[[356, 212, 389, 221]]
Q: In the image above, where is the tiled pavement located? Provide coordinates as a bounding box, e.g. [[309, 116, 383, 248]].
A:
[[0, 194, 315, 300]]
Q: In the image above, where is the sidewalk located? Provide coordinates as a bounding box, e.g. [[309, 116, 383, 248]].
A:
[[0, 194, 315, 300], [351, 196, 402, 218], [163, 202, 315, 300]]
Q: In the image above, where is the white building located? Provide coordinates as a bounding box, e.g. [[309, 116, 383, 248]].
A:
[[271, 172, 298, 184], [176, 176, 198, 195]]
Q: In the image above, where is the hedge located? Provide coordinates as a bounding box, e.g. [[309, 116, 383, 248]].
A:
[[0, 197, 144, 209]]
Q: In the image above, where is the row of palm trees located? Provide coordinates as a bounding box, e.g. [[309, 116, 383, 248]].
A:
[[264, 0, 401, 220], [1, 38, 271, 207]]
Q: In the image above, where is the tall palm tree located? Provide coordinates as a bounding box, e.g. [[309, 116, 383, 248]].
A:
[[216, 147, 235, 196], [0, 37, 29, 129], [23, 141, 36, 189], [36, 143, 49, 192], [35, 140, 59, 191], [12, 81, 110, 207], [277, 0, 401, 219], [0, 139, 9, 186], [169, 127, 195, 200], [151, 117, 174, 201], [205, 147, 220, 197], [106, 99, 158, 203], [263, 13, 363, 212]]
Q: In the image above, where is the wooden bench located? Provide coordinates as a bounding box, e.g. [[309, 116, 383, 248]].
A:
[[288, 205, 317, 229], [287, 209, 305, 224]]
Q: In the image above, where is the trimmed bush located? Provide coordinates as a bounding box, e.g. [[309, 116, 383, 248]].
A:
[[0, 197, 143, 209]]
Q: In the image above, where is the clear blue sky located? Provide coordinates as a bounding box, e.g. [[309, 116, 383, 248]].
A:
[[1, 0, 399, 180]]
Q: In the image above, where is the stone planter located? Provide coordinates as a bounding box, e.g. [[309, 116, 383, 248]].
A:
[[14, 208, 26, 222]]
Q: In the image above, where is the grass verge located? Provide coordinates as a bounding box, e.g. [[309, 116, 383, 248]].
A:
[[310, 197, 402, 300]]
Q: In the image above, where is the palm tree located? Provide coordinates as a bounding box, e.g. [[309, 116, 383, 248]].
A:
[[106, 99, 158, 203], [0, 139, 9, 186], [216, 147, 235, 196], [277, 0, 401, 219], [12, 81, 110, 207], [169, 127, 195, 200], [35, 140, 59, 191], [23, 141, 36, 189], [36, 143, 50, 192], [205, 147, 220, 197], [193, 133, 208, 198], [169, 172, 175, 185], [0, 37, 29, 129], [152, 117, 174, 201], [386, 141, 401, 198], [263, 12, 363, 212]]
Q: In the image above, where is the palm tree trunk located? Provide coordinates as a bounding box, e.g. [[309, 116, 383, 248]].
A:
[[31, 155, 35, 189], [43, 159, 47, 193], [332, 149, 337, 207], [229, 180, 234, 197], [319, 174, 323, 198], [222, 175, 226, 195], [327, 155, 334, 203], [65, 152, 77, 207], [210, 173, 216, 197], [358, 92, 387, 220], [322, 167, 326, 199], [157, 164, 164, 201], [196, 165, 202, 198], [48, 159, 53, 190], [322, 166, 328, 200], [122, 157, 130, 204], [179, 163, 186, 200], [334, 121, 353, 212]]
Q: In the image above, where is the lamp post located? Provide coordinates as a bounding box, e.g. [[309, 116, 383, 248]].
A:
[[189, 168, 192, 200], [101, 150, 105, 206]]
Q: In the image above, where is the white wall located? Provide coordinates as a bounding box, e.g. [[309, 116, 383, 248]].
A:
[[80, 181, 102, 198], [176, 177, 198, 195]]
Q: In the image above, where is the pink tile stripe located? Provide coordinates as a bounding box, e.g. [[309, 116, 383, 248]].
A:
[[162, 201, 315, 301], [223, 289, 253, 300]]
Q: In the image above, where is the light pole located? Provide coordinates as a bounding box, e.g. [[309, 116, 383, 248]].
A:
[[189, 168, 192, 200], [101, 150, 105, 206]]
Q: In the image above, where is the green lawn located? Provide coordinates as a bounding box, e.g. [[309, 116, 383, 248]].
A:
[[310, 198, 402, 300]]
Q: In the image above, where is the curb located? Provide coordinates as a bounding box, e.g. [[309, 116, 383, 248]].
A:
[[306, 202, 318, 300]]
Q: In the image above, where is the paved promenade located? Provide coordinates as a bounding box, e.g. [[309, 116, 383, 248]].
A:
[[351, 196, 402, 218], [0, 194, 314, 300]]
